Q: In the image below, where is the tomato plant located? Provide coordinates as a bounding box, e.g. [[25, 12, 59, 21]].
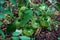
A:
[[0, 0, 60, 40]]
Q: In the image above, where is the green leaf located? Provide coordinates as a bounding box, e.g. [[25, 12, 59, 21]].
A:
[[14, 20, 20, 29], [20, 6, 27, 12], [12, 29, 22, 36], [18, 0, 23, 7], [9, 0, 16, 6], [0, 21, 3, 25], [39, 3, 47, 10], [58, 38, 60, 40], [0, 0, 5, 4], [56, 3, 60, 11], [34, 10, 41, 16], [0, 13, 5, 19], [31, 16, 39, 29], [19, 36, 30, 40], [4, 10, 13, 18], [0, 30, 5, 39], [0, 6, 4, 11], [18, 10, 22, 18], [20, 9, 33, 27], [47, 26, 52, 30], [6, 23, 16, 34], [12, 37, 19, 40]]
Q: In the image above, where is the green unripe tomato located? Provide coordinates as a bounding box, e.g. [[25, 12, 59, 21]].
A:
[[32, 22, 39, 29], [23, 28, 34, 36], [40, 16, 51, 27]]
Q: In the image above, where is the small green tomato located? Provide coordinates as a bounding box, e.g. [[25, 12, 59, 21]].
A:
[[23, 28, 34, 36]]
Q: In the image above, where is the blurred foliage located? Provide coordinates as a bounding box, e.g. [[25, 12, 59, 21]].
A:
[[0, 0, 60, 40]]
